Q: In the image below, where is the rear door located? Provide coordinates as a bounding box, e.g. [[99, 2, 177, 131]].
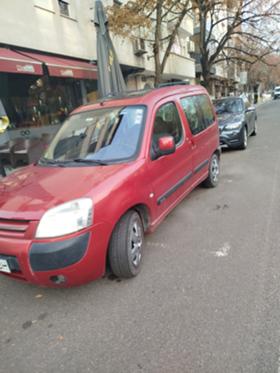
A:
[[180, 94, 218, 183], [147, 99, 193, 219]]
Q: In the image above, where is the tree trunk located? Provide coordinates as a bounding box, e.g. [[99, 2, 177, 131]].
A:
[[202, 74, 212, 93], [154, 0, 163, 86], [154, 43, 162, 86]]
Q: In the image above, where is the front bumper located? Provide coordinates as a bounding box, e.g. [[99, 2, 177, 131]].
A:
[[219, 128, 243, 148], [0, 222, 111, 287]]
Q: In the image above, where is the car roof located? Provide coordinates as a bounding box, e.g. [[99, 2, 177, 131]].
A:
[[72, 85, 208, 115]]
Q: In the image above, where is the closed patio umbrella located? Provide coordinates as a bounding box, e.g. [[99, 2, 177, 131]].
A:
[[94, 0, 126, 98]]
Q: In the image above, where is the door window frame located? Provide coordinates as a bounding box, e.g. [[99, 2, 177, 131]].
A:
[[149, 100, 185, 161]]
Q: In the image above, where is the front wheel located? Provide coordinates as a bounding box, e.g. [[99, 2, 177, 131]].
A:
[[109, 211, 144, 278], [202, 153, 220, 188], [239, 126, 248, 150]]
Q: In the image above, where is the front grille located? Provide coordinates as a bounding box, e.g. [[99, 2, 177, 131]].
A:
[[0, 219, 30, 238]]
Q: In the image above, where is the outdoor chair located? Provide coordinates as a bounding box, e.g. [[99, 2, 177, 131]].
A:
[[0, 139, 18, 165], [11, 138, 44, 167]]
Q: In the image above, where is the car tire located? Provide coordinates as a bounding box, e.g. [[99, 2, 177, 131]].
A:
[[109, 210, 144, 278], [202, 153, 220, 188], [239, 126, 248, 150], [251, 121, 257, 136]]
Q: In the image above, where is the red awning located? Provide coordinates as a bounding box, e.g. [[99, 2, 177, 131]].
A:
[[0, 48, 43, 75], [20, 51, 98, 80]]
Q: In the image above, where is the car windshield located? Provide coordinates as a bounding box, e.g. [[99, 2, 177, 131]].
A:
[[41, 105, 146, 165], [214, 98, 243, 114]]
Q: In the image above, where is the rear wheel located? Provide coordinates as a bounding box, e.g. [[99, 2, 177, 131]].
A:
[[109, 211, 144, 278], [202, 153, 220, 188]]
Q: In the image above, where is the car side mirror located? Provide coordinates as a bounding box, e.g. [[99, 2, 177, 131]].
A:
[[246, 106, 255, 113], [154, 135, 176, 159]]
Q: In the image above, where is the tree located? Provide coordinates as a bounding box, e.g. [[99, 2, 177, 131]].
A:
[[107, 0, 192, 85], [248, 54, 280, 91], [193, 0, 280, 91]]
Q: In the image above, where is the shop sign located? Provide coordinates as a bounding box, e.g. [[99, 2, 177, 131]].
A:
[[60, 69, 74, 77], [240, 71, 248, 85], [16, 64, 35, 73]]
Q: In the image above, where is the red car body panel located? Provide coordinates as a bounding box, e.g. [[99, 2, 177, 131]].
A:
[[0, 85, 219, 287]]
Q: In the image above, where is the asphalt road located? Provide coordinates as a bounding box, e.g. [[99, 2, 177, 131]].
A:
[[1, 100, 280, 373]]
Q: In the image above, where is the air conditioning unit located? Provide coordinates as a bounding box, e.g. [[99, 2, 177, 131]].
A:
[[187, 41, 195, 53], [133, 38, 147, 56]]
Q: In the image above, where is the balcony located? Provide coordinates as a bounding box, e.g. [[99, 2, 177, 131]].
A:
[[163, 53, 195, 80]]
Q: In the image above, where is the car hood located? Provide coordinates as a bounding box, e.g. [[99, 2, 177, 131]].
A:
[[0, 163, 129, 220], [217, 113, 244, 129]]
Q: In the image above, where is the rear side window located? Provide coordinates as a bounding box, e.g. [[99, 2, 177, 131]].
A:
[[153, 102, 183, 145], [180, 95, 215, 135], [196, 95, 215, 128]]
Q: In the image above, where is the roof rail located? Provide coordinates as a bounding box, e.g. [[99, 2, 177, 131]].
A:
[[156, 81, 190, 88]]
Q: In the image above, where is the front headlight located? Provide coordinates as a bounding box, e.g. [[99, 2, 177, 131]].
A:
[[36, 198, 93, 238], [224, 122, 242, 130]]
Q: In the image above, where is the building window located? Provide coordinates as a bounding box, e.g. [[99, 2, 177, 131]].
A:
[[58, 0, 70, 17]]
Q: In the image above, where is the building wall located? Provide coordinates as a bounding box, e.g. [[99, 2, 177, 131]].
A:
[[0, 0, 196, 87], [0, 0, 96, 59]]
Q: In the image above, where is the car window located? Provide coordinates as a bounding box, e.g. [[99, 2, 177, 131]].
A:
[[150, 102, 183, 160], [180, 96, 205, 135], [152, 102, 183, 145], [214, 98, 244, 114], [196, 95, 215, 128], [43, 105, 146, 163]]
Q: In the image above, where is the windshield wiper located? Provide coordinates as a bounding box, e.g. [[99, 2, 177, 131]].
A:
[[38, 158, 71, 167], [73, 158, 109, 166]]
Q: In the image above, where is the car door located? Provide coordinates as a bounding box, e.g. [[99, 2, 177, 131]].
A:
[[180, 94, 217, 183], [147, 99, 193, 220]]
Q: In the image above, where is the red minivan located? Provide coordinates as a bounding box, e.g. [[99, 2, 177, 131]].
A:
[[0, 85, 220, 287]]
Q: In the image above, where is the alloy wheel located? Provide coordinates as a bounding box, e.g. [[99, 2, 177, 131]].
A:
[[130, 220, 143, 268]]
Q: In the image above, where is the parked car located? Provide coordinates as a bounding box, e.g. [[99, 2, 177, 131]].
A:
[[0, 85, 220, 287], [273, 86, 280, 99], [213, 96, 257, 150]]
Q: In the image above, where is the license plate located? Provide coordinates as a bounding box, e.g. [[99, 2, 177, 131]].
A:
[[0, 259, 11, 273]]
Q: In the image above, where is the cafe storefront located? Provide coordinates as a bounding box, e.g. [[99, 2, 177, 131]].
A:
[[0, 47, 98, 168]]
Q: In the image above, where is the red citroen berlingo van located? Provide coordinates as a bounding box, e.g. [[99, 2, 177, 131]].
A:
[[0, 85, 220, 287]]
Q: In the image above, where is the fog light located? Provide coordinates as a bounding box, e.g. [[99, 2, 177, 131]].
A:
[[50, 275, 66, 284]]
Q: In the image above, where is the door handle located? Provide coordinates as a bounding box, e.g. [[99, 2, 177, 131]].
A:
[[188, 138, 196, 149]]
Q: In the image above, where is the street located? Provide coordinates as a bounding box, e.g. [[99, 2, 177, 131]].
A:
[[1, 99, 280, 373]]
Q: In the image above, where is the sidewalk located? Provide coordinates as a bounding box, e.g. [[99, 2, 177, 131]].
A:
[[256, 95, 272, 108]]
